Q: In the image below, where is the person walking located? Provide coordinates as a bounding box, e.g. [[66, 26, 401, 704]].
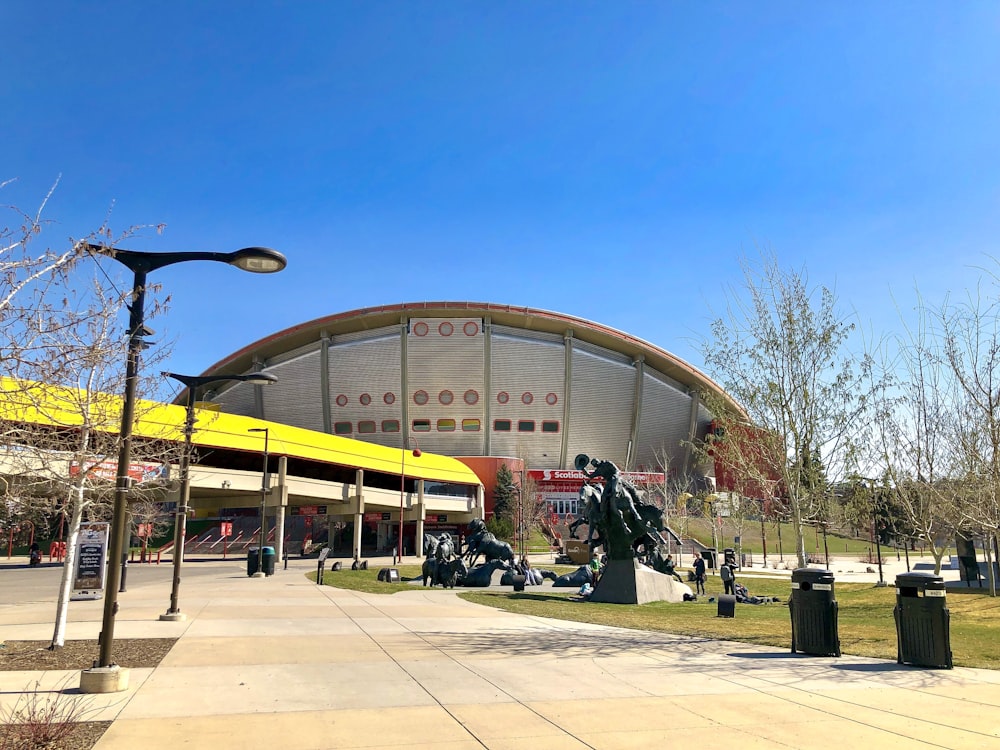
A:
[[693, 551, 706, 595]]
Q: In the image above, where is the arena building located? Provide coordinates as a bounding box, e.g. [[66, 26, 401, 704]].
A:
[[194, 302, 735, 525]]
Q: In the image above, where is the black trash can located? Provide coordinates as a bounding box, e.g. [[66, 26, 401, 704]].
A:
[[702, 548, 717, 569], [247, 548, 260, 577], [894, 572, 953, 669], [724, 547, 737, 567], [261, 546, 276, 576], [789, 568, 840, 656]]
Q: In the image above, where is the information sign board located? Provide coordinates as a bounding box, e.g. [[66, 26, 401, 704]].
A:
[[71, 522, 109, 601]]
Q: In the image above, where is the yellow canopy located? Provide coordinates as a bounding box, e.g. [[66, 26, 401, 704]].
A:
[[0, 377, 481, 487]]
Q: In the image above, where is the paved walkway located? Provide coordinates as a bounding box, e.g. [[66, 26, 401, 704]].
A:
[[1, 556, 998, 750]]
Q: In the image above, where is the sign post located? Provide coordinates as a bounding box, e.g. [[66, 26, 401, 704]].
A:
[[220, 521, 233, 559]]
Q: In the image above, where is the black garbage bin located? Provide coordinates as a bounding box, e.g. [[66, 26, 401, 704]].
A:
[[247, 548, 260, 577], [702, 548, 716, 569], [894, 572, 953, 669], [789, 568, 840, 657], [724, 547, 737, 567], [261, 546, 276, 576]]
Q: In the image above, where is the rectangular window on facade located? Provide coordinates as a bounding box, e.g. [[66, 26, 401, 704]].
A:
[[493, 419, 511, 431], [412, 419, 431, 432], [462, 418, 481, 432], [381, 420, 400, 433], [437, 418, 456, 432], [541, 420, 560, 433], [358, 420, 376, 434], [334, 421, 353, 435], [517, 420, 535, 432]]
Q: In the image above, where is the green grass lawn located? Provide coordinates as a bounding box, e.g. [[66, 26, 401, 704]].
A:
[[315, 564, 1000, 670]]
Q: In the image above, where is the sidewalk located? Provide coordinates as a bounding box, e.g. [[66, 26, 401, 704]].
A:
[[2, 557, 999, 750]]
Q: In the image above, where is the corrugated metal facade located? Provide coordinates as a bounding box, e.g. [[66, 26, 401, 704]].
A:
[[635, 369, 692, 473], [265, 350, 326, 432], [566, 346, 635, 466], [407, 317, 485, 456], [204, 308, 717, 478], [329, 332, 402, 445], [490, 330, 564, 467]]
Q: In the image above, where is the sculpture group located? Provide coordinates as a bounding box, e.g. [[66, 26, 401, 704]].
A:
[[419, 454, 691, 603]]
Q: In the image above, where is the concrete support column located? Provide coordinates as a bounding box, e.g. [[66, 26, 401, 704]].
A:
[[353, 469, 364, 560], [274, 456, 289, 563], [415, 479, 426, 551]]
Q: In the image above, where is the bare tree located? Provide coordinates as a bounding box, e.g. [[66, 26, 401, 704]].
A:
[[865, 299, 961, 574], [701, 253, 876, 568], [0, 184, 178, 645], [938, 278, 1000, 595]]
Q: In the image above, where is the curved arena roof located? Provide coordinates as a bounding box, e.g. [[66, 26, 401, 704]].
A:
[[195, 302, 735, 477]]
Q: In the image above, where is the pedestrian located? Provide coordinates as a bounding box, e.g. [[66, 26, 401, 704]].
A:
[[663, 554, 683, 583], [720, 561, 735, 595], [693, 551, 706, 595], [589, 552, 602, 585]]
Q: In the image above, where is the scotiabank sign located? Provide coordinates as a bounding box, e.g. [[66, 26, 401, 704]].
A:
[[528, 469, 665, 484]]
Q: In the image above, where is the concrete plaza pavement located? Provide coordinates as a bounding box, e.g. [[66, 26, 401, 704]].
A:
[[1, 555, 999, 750]]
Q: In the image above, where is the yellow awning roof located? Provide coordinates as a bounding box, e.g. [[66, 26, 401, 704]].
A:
[[0, 377, 482, 487]]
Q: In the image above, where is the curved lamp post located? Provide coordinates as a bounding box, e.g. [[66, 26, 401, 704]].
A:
[[398, 437, 421, 561], [248, 427, 271, 577], [160, 371, 277, 621], [88, 243, 286, 673]]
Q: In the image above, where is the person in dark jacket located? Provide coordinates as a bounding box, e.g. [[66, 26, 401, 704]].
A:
[[692, 552, 706, 595]]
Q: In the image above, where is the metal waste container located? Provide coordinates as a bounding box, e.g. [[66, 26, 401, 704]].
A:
[[894, 572, 953, 669], [247, 548, 260, 576], [702, 548, 716, 569], [261, 546, 276, 576], [789, 568, 841, 656], [724, 547, 737, 567]]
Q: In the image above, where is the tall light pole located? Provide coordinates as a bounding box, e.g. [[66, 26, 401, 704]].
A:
[[87, 243, 286, 678], [160, 371, 277, 621], [248, 427, 271, 577], [398, 437, 421, 560]]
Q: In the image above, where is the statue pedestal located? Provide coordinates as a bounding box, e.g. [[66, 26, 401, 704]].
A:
[[590, 558, 692, 605]]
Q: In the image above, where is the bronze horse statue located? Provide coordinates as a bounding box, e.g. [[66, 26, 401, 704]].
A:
[[574, 454, 668, 561], [464, 520, 515, 567]]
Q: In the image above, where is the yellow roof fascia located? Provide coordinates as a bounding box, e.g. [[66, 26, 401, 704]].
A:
[[0, 377, 482, 487]]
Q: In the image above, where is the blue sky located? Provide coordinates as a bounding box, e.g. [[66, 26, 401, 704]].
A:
[[5, 2, 1000, 395]]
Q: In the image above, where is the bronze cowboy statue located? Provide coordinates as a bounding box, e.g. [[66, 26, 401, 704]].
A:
[[574, 454, 667, 562]]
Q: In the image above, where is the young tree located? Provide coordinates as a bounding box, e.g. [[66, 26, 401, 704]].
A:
[[701, 254, 876, 569], [866, 301, 961, 575], [0, 184, 178, 645], [939, 279, 1000, 595]]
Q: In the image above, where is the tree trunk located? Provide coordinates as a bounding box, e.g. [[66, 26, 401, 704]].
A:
[[50, 483, 85, 649], [792, 504, 808, 569]]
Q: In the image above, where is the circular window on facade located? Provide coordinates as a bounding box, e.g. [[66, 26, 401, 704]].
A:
[[383, 392, 396, 405], [360, 393, 372, 406], [464, 389, 479, 405], [497, 391, 509, 404], [439, 390, 454, 405], [335, 394, 348, 407], [414, 390, 429, 405], [464, 321, 479, 336], [522, 392, 534, 405], [412, 321, 429, 337], [545, 392, 558, 406], [438, 321, 454, 336]]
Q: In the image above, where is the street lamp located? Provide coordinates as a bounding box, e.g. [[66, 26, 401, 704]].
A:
[[160, 371, 277, 621], [398, 437, 421, 561], [248, 427, 270, 577], [87, 243, 286, 676]]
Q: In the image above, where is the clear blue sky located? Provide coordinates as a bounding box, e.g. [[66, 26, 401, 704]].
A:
[[5, 2, 1000, 393]]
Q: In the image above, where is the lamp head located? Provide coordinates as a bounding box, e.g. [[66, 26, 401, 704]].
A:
[[229, 247, 286, 273]]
